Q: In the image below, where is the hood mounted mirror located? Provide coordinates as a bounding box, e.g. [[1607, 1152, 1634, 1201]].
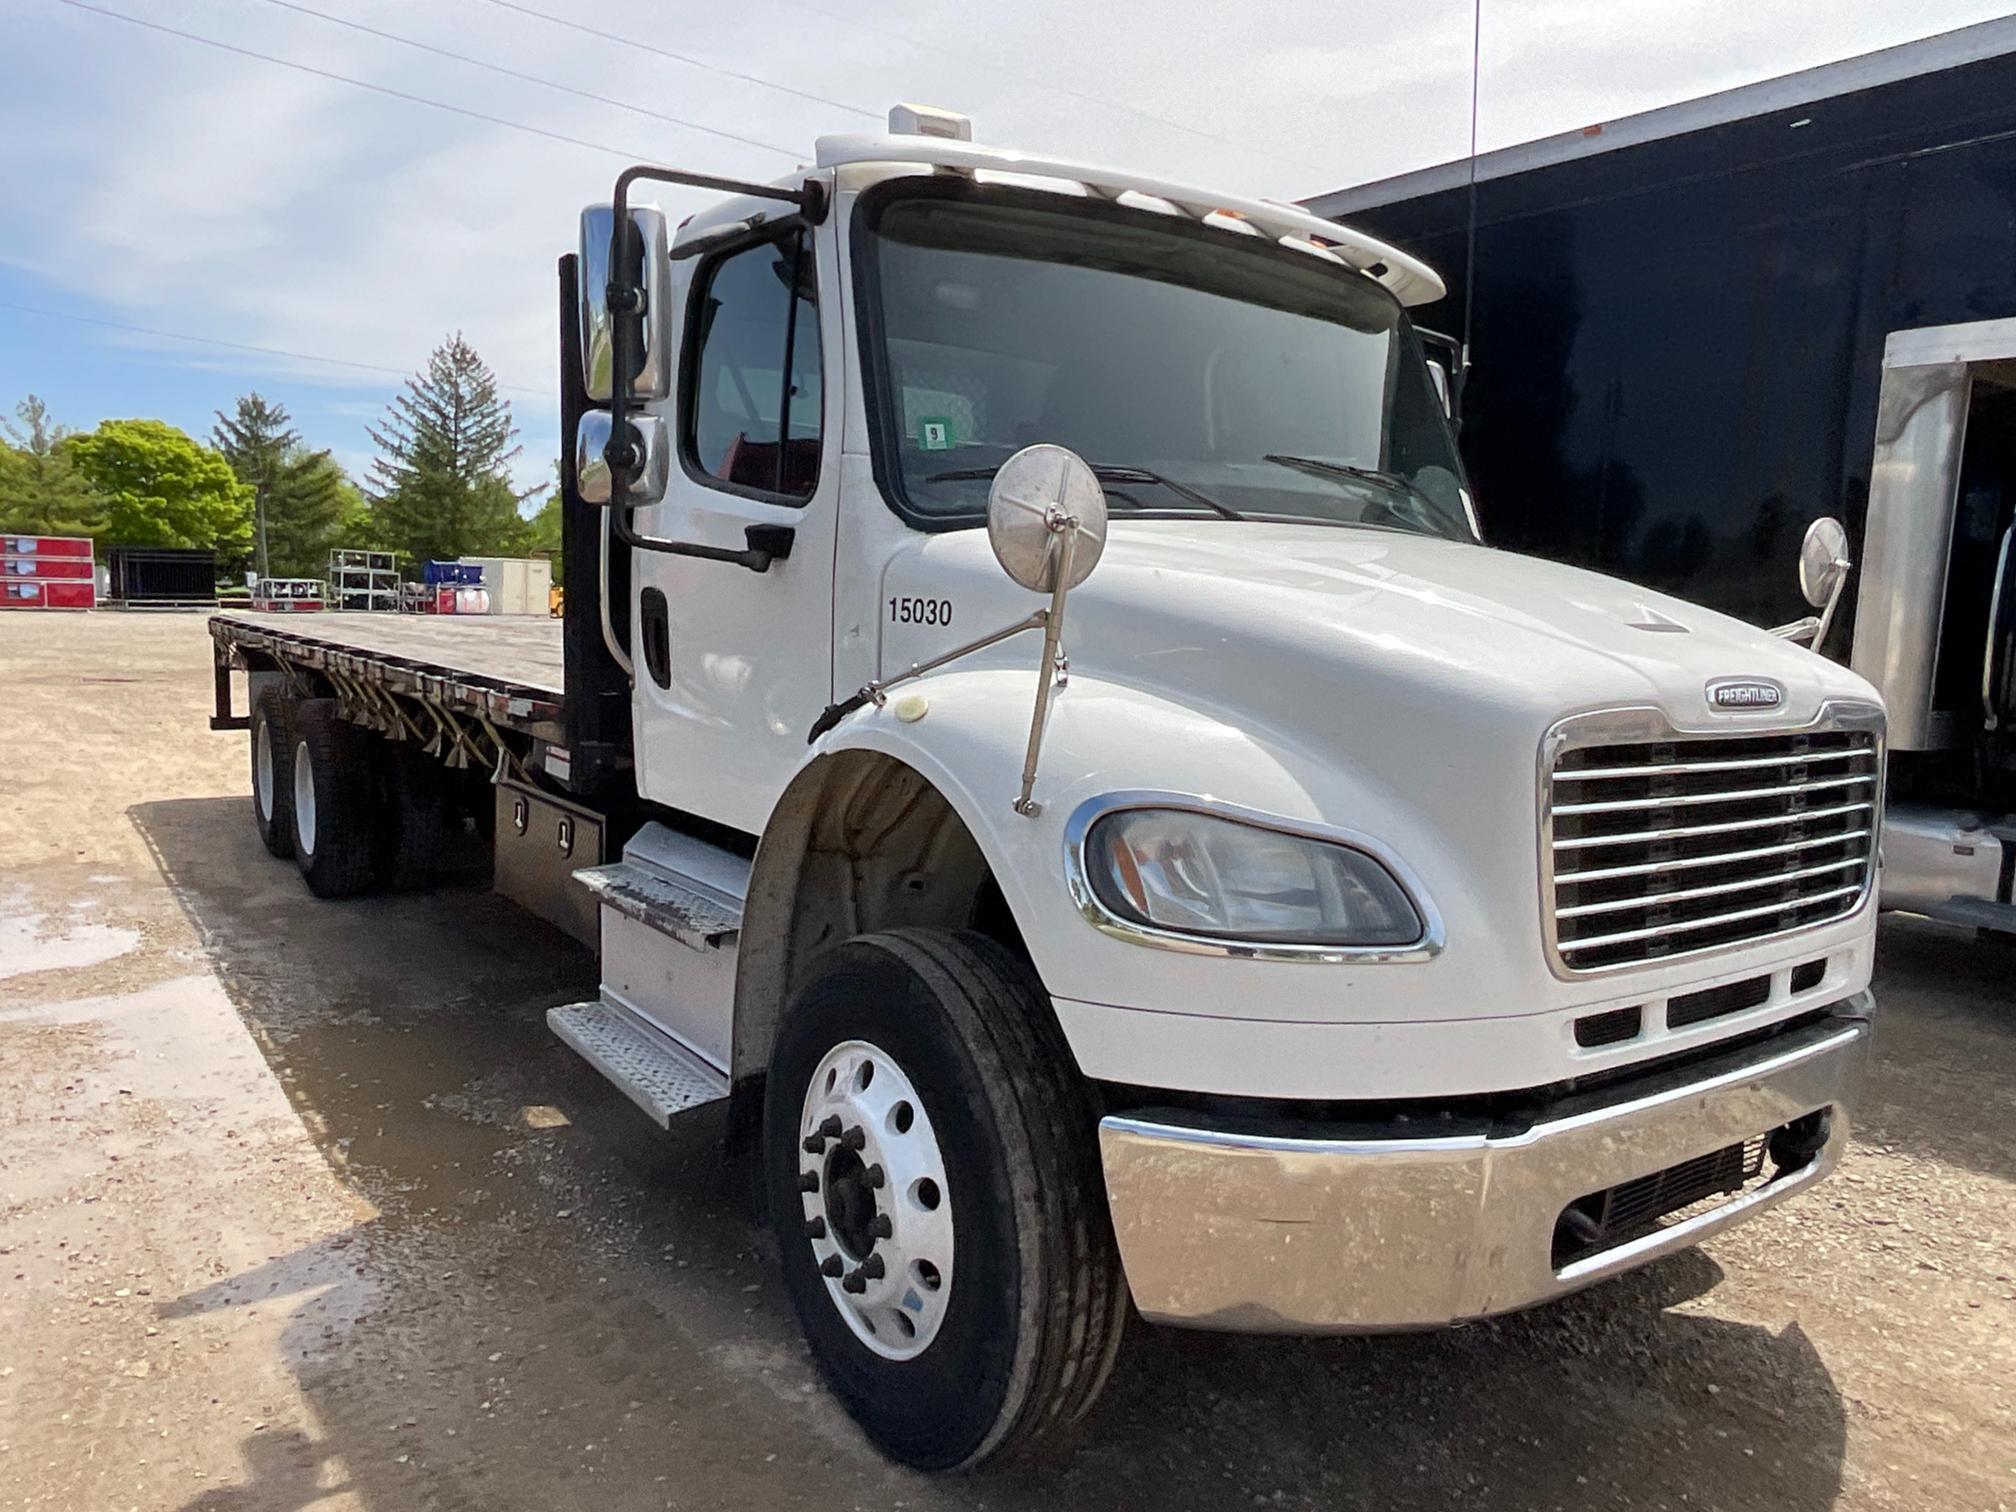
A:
[[986, 444, 1108, 593], [1773, 516, 1855, 650], [809, 445, 1110, 817], [1799, 516, 1852, 610]]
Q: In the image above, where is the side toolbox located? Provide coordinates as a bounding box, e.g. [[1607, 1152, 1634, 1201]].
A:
[[493, 777, 604, 946]]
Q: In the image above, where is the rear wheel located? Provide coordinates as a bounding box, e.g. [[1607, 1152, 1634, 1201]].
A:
[[374, 744, 447, 891], [249, 686, 294, 859], [764, 928, 1127, 1470], [288, 698, 387, 899]]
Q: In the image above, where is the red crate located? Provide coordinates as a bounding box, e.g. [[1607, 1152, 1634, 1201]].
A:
[[2, 554, 93, 579], [43, 581, 94, 609], [1, 535, 91, 558]]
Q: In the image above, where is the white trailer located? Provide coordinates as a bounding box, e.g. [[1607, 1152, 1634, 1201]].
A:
[[210, 106, 1881, 1470]]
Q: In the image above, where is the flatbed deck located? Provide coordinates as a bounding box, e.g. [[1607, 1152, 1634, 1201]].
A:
[[211, 609, 566, 744]]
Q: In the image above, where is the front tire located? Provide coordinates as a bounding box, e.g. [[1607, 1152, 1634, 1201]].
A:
[[764, 929, 1127, 1470]]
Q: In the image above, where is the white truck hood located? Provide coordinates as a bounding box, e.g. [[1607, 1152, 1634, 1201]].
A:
[[892, 519, 1873, 736]]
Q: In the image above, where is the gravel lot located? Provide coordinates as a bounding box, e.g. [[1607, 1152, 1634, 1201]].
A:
[[1, 610, 2011, 1512]]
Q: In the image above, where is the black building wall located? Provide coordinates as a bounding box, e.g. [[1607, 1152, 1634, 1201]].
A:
[[1338, 49, 2016, 629]]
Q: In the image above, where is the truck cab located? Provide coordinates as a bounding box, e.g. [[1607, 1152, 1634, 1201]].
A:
[[535, 109, 1886, 1468]]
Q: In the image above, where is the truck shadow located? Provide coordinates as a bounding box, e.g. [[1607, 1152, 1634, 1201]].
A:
[[1860, 913, 2016, 1185], [131, 794, 1848, 1512]]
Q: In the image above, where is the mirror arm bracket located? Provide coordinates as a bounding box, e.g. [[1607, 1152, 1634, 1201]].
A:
[[1012, 515, 1081, 817], [806, 610, 1049, 744]]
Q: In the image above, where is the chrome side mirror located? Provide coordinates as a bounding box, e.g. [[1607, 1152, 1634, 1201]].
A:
[[574, 411, 669, 508], [1773, 517, 1854, 650], [1799, 516, 1852, 609], [985, 444, 1108, 592], [579, 204, 670, 403], [987, 445, 1108, 815], [806, 445, 1109, 817]]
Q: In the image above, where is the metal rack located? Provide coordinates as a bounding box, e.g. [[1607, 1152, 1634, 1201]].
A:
[[329, 548, 399, 612]]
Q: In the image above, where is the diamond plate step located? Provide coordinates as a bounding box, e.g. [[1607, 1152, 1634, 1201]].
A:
[[574, 860, 742, 950], [548, 999, 729, 1127]]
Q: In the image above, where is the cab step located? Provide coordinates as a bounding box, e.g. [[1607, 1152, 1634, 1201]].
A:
[[547, 998, 730, 1126], [572, 823, 749, 951]]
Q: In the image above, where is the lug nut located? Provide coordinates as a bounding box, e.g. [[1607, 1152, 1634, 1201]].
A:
[[865, 1163, 885, 1189], [820, 1254, 844, 1278], [798, 1171, 819, 1193], [800, 1133, 823, 1154], [819, 1114, 844, 1138], [859, 1254, 886, 1281], [840, 1124, 866, 1152], [869, 1214, 893, 1240], [842, 1269, 868, 1294], [804, 1216, 827, 1239]]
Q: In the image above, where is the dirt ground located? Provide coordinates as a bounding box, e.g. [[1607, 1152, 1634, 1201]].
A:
[[0, 610, 2010, 1512]]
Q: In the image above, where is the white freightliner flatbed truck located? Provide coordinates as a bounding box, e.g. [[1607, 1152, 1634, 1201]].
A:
[[207, 107, 1883, 1469]]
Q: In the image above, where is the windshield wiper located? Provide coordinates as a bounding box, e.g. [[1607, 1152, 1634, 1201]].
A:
[[1261, 453, 1414, 492], [1260, 453, 1468, 536], [923, 461, 1245, 521]]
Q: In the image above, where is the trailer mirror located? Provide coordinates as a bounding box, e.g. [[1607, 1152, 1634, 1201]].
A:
[[986, 445, 1108, 593], [579, 204, 671, 403], [574, 410, 669, 508], [1799, 517, 1852, 609]]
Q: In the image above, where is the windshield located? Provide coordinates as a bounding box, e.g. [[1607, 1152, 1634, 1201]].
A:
[[858, 182, 1476, 542]]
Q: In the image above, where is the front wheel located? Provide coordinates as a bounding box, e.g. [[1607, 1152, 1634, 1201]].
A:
[[764, 929, 1127, 1470]]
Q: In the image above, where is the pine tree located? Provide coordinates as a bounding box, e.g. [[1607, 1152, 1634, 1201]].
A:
[[0, 395, 106, 538], [213, 393, 354, 578], [366, 334, 530, 566]]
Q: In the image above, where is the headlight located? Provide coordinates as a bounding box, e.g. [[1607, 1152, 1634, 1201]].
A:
[[1078, 807, 1425, 948]]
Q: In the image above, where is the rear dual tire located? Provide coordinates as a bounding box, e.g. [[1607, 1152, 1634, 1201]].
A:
[[287, 698, 388, 898], [764, 928, 1128, 1470], [249, 686, 295, 859]]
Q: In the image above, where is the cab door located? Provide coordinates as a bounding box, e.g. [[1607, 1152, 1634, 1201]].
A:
[[629, 218, 838, 833]]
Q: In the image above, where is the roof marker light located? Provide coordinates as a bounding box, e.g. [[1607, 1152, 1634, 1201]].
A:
[[889, 103, 973, 141]]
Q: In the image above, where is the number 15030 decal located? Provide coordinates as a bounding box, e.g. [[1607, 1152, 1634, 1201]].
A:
[[889, 597, 953, 627]]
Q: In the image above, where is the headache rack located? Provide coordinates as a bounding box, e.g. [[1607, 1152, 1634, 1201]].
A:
[[1542, 705, 1884, 973]]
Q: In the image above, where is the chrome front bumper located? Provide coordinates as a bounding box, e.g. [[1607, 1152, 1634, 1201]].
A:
[[1097, 1000, 1872, 1333]]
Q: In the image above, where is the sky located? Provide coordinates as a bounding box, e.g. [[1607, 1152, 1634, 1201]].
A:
[[4, 0, 2013, 498]]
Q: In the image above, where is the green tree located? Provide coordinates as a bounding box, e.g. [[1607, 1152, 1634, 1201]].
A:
[[0, 395, 106, 539], [212, 393, 356, 577], [65, 419, 252, 557], [521, 459, 563, 578], [366, 333, 530, 565]]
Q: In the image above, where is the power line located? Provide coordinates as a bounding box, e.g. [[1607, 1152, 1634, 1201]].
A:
[[240, 0, 805, 158], [54, 0, 794, 168], [766, 0, 1331, 175], [0, 298, 550, 396], [471, 0, 881, 124]]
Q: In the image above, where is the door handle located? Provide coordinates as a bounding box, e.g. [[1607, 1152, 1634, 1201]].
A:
[[640, 587, 672, 689]]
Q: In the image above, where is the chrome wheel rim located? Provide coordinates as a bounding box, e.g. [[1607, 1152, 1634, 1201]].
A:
[[254, 719, 275, 822], [292, 741, 317, 856], [797, 1039, 953, 1361]]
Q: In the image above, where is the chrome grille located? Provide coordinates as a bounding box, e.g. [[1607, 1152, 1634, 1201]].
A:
[[1546, 723, 1880, 972]]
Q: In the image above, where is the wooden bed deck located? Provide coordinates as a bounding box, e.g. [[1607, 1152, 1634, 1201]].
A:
[[213, 609, 564, 694], [211, 609, 568, 742]]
